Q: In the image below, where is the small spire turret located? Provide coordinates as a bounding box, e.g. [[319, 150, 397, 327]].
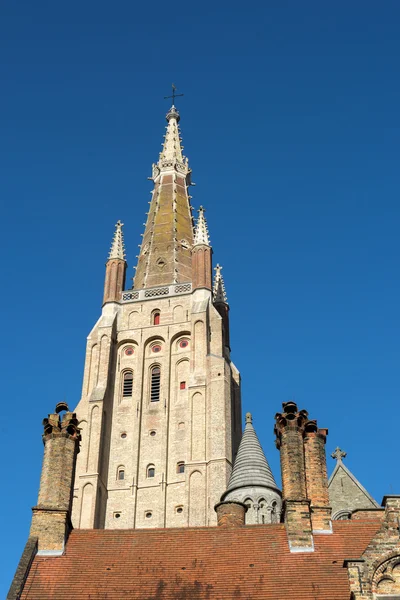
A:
[[213, 264, 228, 304], [192, 206, 213, 292], [103, 220, 127, 305], [213, 264, 230, 350], [108, 220, 126, 260], [194, 206, 211, 247]]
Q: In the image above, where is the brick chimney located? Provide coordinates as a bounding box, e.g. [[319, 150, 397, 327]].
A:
[[275, 401, 313, 552], [215, 501, 247, 527], [30, 402, 81, 555], [303, 421, 332, 532]]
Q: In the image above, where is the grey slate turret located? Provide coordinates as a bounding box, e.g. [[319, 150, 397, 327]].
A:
[[221, 413, 282, 524]]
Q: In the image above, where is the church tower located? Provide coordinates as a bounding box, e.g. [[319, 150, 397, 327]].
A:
[[71, 104, 242, 530]]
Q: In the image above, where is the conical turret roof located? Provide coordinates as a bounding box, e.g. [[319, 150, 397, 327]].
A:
[[224, 413, 279, 496]]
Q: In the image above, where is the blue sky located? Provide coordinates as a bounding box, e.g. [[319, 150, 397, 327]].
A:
[[1, 0, 400, 593]]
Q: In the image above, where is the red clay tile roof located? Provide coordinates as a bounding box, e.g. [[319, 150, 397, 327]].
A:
[[21, 520, 381, 600]]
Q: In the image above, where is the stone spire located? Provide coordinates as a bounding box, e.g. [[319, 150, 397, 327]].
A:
[[213, 264, 228, 304], [133, 106, 194, 289], [108, 220, 126, 260], [194, 206, 210, 246], [159, 106, 186, 166], [220, 413, 281, 524]]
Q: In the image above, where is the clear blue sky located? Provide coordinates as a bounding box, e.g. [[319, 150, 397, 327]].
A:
[[1, 0, 399, 593]]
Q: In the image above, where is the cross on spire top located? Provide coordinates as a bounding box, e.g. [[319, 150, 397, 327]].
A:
[[331, 447, 347, 462], [164, 83, 184, 106]]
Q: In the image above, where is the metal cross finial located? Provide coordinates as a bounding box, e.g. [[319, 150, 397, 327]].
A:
[[331, 447, 347, 462], [164, 83, 184, 105]]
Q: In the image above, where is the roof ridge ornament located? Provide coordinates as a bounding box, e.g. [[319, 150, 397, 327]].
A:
[[194, 206, 211, 246], [213, 264, 228, 304], [108, 220, 126, 261], [331, 447, 347, 462]]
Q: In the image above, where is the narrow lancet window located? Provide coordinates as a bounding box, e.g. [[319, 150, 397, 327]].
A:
[[122, 371, 133, 397], [150, 366, 161, 402]]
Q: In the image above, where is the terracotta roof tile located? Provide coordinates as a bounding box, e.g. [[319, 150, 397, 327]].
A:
[[21, 520, 381, 600]]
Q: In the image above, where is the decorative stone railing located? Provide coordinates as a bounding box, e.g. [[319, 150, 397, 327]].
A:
[[121, 283, 192, 303]]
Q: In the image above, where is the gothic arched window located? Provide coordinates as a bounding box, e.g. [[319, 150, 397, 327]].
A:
[[177, 462, 185, 474], [122, 371, 133, 397], [117, 467, 125, 480], [150, 366, 161, 402], [147, 464, 155, 478], [152, 311, 160, 325]]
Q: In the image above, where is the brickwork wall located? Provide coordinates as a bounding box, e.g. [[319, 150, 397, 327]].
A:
[[346, 496, 400, 599], [215, 501, 246, 527], [192, 245, 212, 291]]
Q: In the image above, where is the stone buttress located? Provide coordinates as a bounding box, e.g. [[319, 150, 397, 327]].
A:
[[71, 105, 242, 530]]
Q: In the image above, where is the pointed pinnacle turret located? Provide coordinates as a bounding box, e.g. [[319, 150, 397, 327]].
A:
[[108, 220, 126, 261], [213, 264, 228, 304], [103, 220, 127, 304], [194, 206, 211, 246]]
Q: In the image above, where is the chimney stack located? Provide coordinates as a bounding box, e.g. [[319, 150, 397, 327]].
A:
[[303, 421, 332, 532], [275, 402, 313, 552], [30, 403, 81, 555]]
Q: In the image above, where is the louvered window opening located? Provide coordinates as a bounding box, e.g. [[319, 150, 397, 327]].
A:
[[151, 367, 161, 402], [123, 372, 133, 397]]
